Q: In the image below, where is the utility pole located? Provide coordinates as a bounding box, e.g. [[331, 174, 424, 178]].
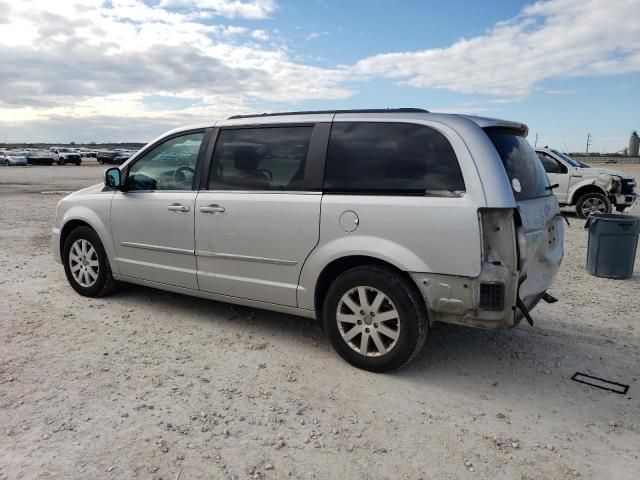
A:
[[534, 133, 539, 147], [585, 133, 592, 154]]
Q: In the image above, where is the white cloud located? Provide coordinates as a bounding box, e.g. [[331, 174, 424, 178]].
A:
[[544, 89, 577, 95], [250, 29, 270, 41], [351, 0, 640, 98], [306, 31, 329, 40], [0, 0, 350, 138], [158, 0, 276, 19], [0, 0, 638, 141]]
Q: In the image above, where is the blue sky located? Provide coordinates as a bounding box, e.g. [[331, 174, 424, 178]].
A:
[[0, 0, 638, 151]]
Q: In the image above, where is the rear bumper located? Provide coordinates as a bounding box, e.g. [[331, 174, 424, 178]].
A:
[[411, 269, 520, 330], [410, 211, 564, 330]]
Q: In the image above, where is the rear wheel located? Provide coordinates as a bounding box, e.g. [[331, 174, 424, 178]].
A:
[[75, 160, 81, 166], [576, 192, 611, 219], [62, 226, 115, 297], [323, 265, 428, 372]]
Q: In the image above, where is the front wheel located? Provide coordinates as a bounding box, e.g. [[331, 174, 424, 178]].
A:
[[323, 265, 428, 372], [575, 192, 612, 219], [62, 226, 115, 297]]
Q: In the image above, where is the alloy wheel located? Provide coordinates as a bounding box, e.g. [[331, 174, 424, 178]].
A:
[[69, 239, 99, 287], [580, 197, 608, 217], [336, 286, 400, 357]]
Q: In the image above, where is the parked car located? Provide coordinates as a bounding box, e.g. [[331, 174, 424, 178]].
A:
[[49, 147, 81, 165], [536, 147, 637, 218], [97, 150, 131, 164], [52, 109, 564, 371], [1, 150, 28, 166], [26, 150, 55, 165]]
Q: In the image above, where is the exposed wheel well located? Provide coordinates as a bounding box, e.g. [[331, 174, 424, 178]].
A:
[[571, 185, 607, 205], [60, 220, 94, 253], [314, 255, 425, 318]]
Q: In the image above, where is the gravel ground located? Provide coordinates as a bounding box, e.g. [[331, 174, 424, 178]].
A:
[[1, 162, 639, 480]]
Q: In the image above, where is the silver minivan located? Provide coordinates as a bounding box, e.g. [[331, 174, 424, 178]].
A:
[[52, 109, 564, 371]]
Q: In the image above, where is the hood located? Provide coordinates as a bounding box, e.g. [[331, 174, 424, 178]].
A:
[[576, 166, 634, 180], [67, 183, 105, 198]]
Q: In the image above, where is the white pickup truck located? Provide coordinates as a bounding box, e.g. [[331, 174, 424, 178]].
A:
[[49, 147, 82, 166], [536, 148, 637, 218]]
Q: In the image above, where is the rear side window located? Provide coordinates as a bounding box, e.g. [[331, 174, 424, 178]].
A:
[[486, 128, 551, 200], [324, 122, 465, 195], [208, 127, 312, 191]]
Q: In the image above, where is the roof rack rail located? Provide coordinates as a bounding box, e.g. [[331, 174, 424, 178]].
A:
[[228, 108, 429, 120]]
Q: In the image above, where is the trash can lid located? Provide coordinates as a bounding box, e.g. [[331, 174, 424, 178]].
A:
[[584, 213, 640, 229]]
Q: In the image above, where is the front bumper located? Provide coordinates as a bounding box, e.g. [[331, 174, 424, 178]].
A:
[[52, 227, 62, 264], [613, 193, 637, 208]]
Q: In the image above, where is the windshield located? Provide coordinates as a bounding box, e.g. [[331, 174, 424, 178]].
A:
[[550, 149, 586, 168], [486, 128, 551, 201], [59, 148, 72, 152]]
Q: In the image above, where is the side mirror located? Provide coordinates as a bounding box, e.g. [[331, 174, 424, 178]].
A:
[[104, 167, 122, 189]]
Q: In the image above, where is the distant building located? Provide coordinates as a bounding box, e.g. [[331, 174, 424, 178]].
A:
[[630, 130, 640, 157]]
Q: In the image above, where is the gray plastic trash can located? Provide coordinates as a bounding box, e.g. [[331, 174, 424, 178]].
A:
[[584, 213, 640, 279]]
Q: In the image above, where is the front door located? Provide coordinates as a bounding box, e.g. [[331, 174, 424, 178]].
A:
[[194, 125, 321, 306], [111, 130, 207, 289], [537, 152, 570, 203]]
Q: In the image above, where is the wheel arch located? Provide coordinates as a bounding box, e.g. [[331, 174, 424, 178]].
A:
[[308, 255, 427, 319], [59, 207, 118, 274], [569, 183, 607, 205]]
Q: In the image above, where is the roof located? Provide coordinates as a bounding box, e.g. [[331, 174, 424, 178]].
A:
[[228, 108, 429, 120]]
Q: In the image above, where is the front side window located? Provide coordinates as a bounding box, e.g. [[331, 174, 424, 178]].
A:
[[324, 122, 465, 195], [537, 153, 565, 174], [208, 127, 313, 191], [126, 132, 205, 191]]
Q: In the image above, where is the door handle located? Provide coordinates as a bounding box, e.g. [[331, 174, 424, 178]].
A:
[[168, 203, 190, 212], [199, 204, 225, 214]]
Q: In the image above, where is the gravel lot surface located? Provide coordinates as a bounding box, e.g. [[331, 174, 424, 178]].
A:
[[1, 162, 639, 479]]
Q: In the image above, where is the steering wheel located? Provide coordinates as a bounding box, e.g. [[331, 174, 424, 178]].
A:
[[256, 168, 273, 181], [172, 166, 195, 184]]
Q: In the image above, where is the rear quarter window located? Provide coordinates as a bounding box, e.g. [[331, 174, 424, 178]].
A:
[[324, 122, 465, 195], [485, 128, 551, 200]]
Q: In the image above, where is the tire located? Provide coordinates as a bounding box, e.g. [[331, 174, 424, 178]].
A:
[[75, 161, 81, 166], [322, 265, 428, 372], [62, 226, 115, 297], [575, 192, 612, 219], [59, 159, 65, 166], [5, 160, 9, 166]]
